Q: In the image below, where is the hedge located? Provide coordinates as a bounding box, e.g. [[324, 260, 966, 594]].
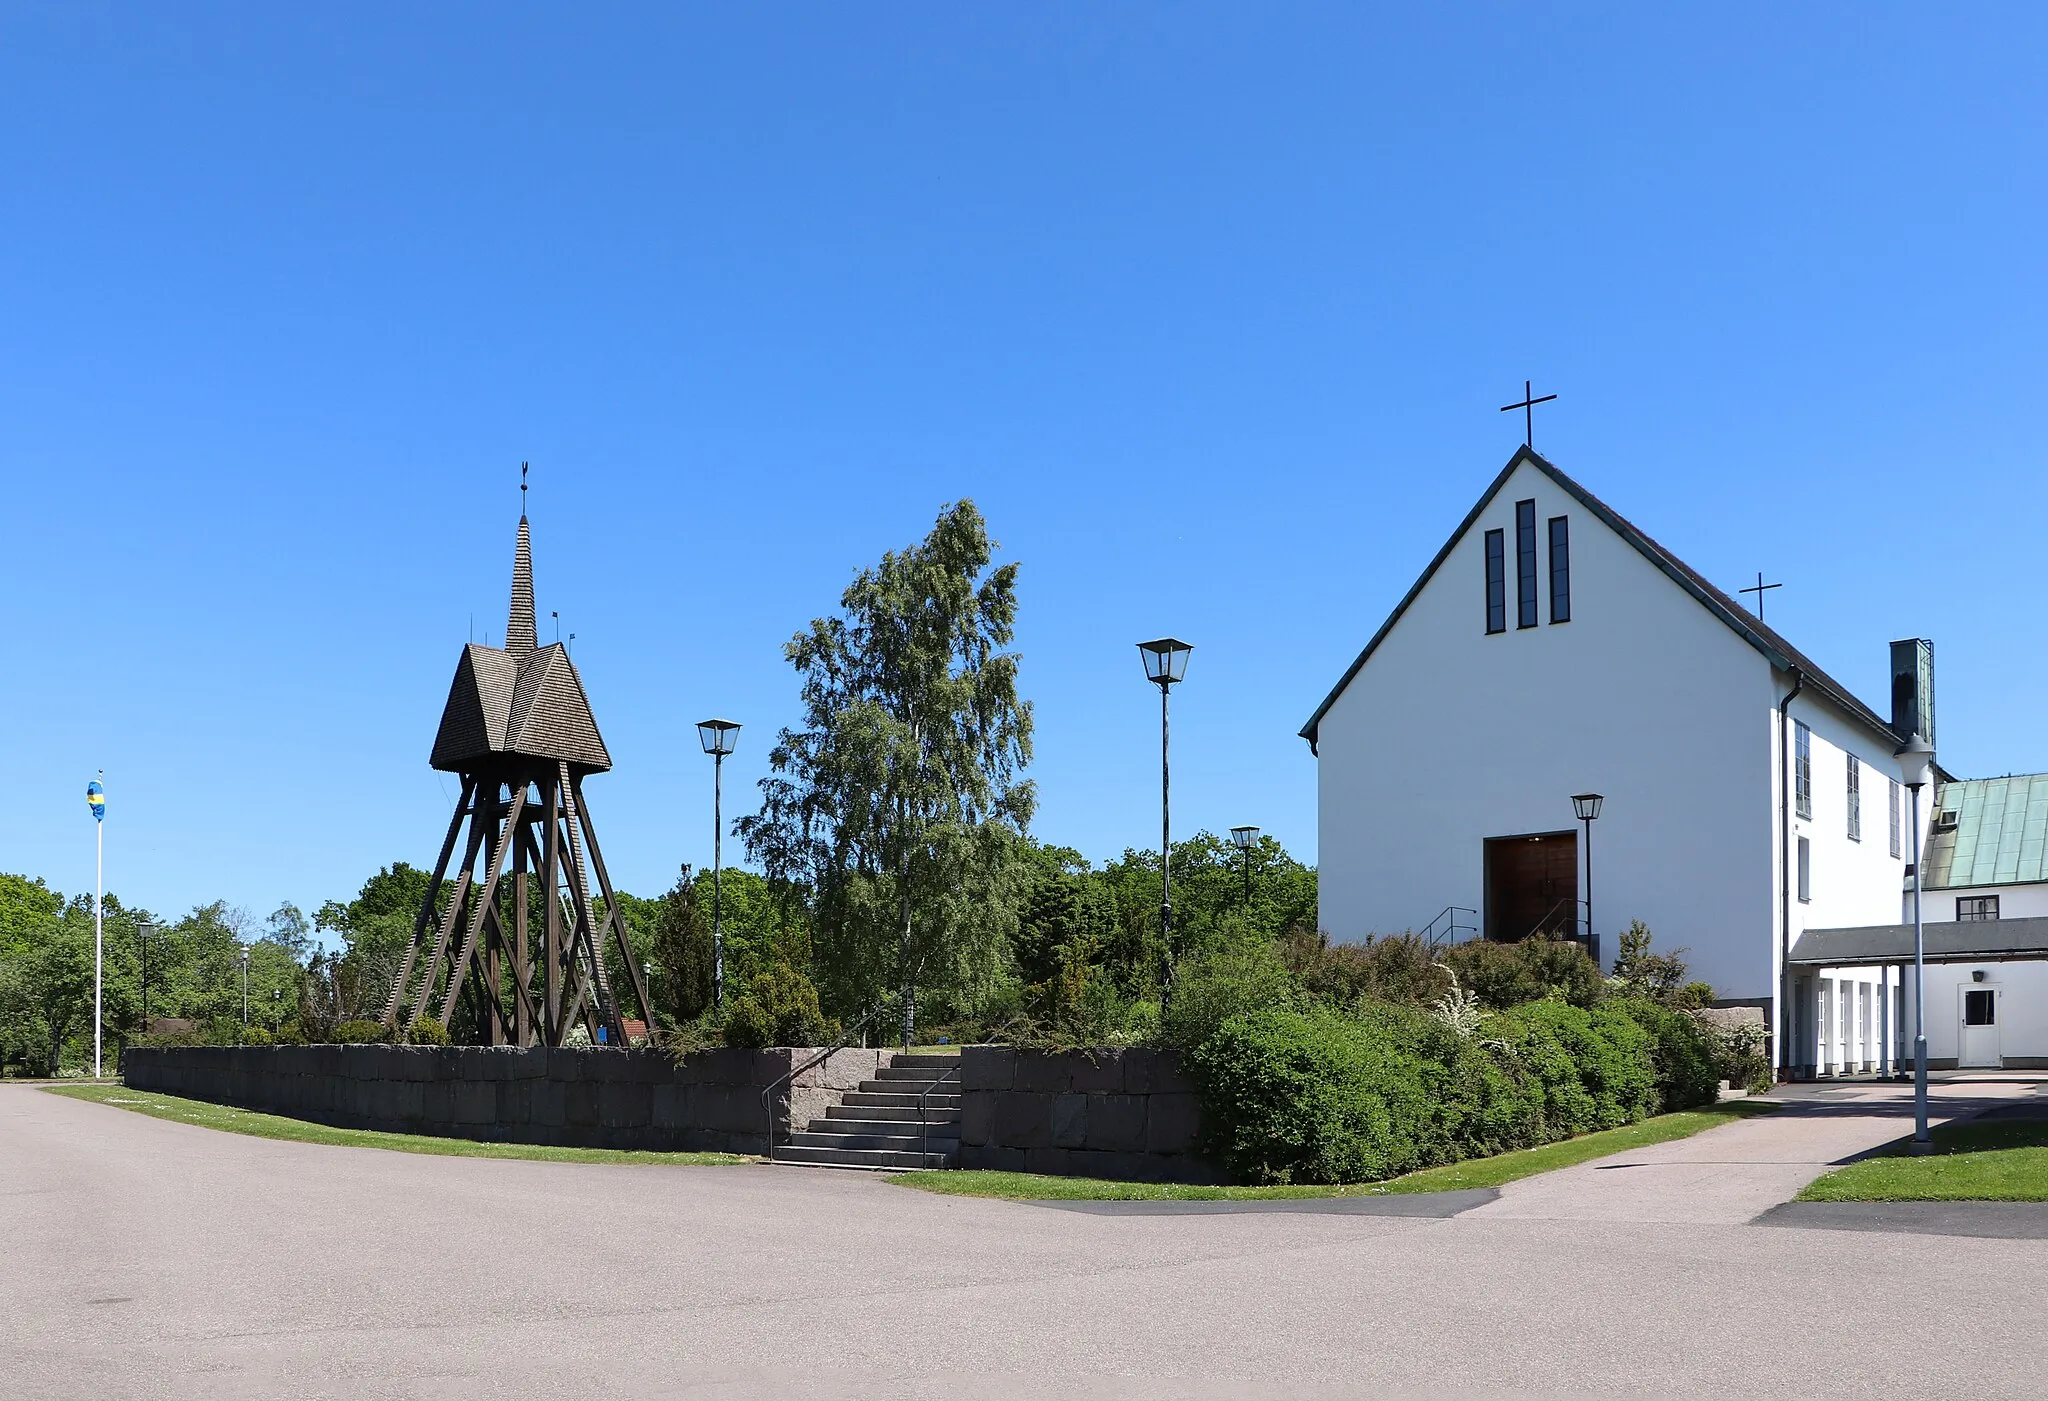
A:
[[1187, 994, 1721, 1185]]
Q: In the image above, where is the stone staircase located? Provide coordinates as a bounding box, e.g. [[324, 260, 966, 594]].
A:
[[772, 1051, 961, 1170]]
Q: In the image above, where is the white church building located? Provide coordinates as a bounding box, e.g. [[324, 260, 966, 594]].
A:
[[1301, 446, 2048, 1077]]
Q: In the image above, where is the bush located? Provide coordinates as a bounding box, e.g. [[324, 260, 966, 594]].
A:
[[331, 1019, 391, 1045], [722, 962, 835, 1049], [1441, 935, 1605, 1010], [1604, 997, 1720, 1112], [1188, 987, 1687, 1185], [241, 1027, 275, 1047], [1278, 929, 1449, 1008], [405, 1016, 450, 1047], [1698, 1013, 1771, 1093], [1162, 941, 1298, 1051]]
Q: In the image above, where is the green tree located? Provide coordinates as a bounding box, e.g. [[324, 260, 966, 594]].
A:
[[313, 863, 433, 1023], [0, 909, 92, 1074], [646, 865, 712, 1024], [739, 500, 1036, 1044]]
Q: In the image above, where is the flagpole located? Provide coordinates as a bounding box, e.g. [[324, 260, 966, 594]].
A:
[[94, 800, 104, 1079]]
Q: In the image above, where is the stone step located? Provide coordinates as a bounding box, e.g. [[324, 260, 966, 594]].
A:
[[840, 1089, 961, 1110], [788, 1128, 961, 1153], [824, 1103, 960, 1124], [771, 1144, 952, 1171], [884, 1053, 964, 1069], [871, 1065, 964, 1084], [815, 1116, 958, 1138]]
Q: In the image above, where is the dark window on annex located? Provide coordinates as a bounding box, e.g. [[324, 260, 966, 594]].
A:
[[1515, 499, 1538, 628], [1847, 756, 1861, 842], [1547, 515, 1570, 623], [1794, 722, 1813, 820], [1485, 529, 1506, 634], [1958, 895, 2000, 922]]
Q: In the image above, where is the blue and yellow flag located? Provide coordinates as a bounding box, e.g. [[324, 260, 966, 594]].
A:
[[86, 779, 105, 823]]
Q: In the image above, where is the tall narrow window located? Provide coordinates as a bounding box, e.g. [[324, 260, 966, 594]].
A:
[[1797, 836, 1811, 903], [1515, 499, 1538, 628], [1846, 756, 1861, 842], [1484, 529, 1506, 634], [1794, 722, 1813, 820], [1889, 778, 1902, 858], [1547, 515, 1571, 623]]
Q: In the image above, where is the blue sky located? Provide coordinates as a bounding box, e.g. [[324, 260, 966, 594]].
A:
[[4, 5, 2043, 930]]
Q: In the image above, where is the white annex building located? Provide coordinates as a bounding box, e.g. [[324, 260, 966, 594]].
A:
[[1302, 446, 2048, 1077]]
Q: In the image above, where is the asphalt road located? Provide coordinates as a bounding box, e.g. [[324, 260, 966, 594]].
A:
[[4, 1082, 2044, 1401]]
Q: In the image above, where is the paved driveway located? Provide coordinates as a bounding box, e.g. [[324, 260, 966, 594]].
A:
[[3, 1081, 2042, 1400]]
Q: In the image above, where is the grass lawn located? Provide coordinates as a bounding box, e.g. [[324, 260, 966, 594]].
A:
[[1798, 1115, 2048, 1202], [889, 1099, 1779, 1200], [45, 1084, 751, 1167]]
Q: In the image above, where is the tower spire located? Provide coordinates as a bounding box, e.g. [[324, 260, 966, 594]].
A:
[[506, 463, 537, 652]]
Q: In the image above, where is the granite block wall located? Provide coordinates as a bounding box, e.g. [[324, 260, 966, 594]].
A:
[[120, 1044, 882, 1154], [957, 1046, 1223, 1183]]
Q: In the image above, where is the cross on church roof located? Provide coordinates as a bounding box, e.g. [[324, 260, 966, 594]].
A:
[[1739, 571, 1783, 624], [1499, 380, 1557, 448]]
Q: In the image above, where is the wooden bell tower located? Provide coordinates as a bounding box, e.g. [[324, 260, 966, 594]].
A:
[[381, 486, 654, 1045]]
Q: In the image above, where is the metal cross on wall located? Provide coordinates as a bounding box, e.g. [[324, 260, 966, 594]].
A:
[[1739, 571, 1783, 623], [1500, 380, 1558, 448]]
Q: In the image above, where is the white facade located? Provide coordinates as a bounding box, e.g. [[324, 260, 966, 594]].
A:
[[1303, 448, 1964, 1076]]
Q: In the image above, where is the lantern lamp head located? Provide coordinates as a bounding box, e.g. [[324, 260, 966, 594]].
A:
[[697, 718, 741, 757], [1572, 793, 1604, 822], [1230, 825, 1260, 852], [1137, 638, 1193, 686]]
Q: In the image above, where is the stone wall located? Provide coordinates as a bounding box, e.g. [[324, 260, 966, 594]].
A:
[[957, 1046, 1223, 1183], [121, 1044, 882, 1155]]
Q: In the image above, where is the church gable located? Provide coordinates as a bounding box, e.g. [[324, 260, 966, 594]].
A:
[[1300, 446, 1900, 752]]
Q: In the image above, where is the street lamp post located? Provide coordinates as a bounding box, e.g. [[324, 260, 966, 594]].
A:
[[1572, 794, 1604, 963], [1230, 826, 1260, 911], [1137, 639, 1192, 1006], [271, 987, 282, 1034], [1895, 733, 1935, 1154], [138, 920, 156, 1032], [696, 719, 741, 1012], [240, 945, 250, 1032]]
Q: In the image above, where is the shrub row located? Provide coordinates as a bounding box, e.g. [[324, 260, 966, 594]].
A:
[[1186, 995, 1720, 1185]]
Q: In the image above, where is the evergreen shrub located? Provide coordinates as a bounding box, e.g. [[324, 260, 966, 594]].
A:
[[722, 962, 835, 1049], [405, 1016, 450, 1047], [331, 1019, 391, 1044]]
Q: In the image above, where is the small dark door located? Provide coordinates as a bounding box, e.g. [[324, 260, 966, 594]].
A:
[[1485, 831, 1579, 942]]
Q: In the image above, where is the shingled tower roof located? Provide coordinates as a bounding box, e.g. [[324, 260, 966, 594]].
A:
[[430, 510, 610, 775], [505, 515, 537, 653]]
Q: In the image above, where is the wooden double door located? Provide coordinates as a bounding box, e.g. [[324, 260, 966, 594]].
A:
[[1484, 831, 1579, 943]]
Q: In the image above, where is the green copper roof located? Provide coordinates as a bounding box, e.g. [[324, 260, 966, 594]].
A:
[[1924, 774, 2048, 890]]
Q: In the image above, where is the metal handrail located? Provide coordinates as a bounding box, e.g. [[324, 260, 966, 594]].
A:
[[761, 996, 894, 1161], [916, 1059, 960, 1170], [1420, 905, 1479, 948]]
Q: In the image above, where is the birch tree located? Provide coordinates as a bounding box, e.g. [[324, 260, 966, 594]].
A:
[[739, 500, 1034, 1044]]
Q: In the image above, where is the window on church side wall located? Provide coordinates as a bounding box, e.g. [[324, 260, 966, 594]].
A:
[[1548, 516, 1570, 623], [1485, 529, 1506, 634], [1847, 756, 1861, 842], [1890, 778, 1902, 858], [1515, 499, 1538, 628], [1794, 722, 1813, 820]]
